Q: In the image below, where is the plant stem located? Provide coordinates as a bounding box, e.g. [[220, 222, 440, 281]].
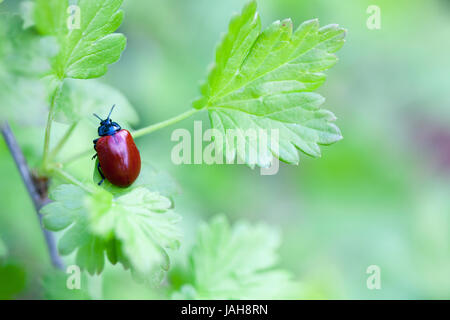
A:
[[42, 83, 63, 170], [49, 123, 77, 160], [60, 148, 93, 166], [51, 167, 95, 194], [61, 108, 201, 165], [1, 122, 64, 270], [132, 108, 199, 138]]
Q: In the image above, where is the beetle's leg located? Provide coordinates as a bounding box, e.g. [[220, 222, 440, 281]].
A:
[[97, 162, 105, 186], [92, 138, 99, 160]]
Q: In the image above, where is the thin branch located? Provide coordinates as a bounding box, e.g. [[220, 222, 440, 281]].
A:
[[60, 148, 92, 166], [52, 167, 95, 194], [49, 122, 77, 160], [132, 108, 200, 138], [1, 121, 64, 270], [42, 82, 63, 168]]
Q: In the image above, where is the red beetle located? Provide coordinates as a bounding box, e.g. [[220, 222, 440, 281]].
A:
[[92, 105, 141, 187]]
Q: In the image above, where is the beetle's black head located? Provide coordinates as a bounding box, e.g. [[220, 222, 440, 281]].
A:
[[94, 105, 121, 136]]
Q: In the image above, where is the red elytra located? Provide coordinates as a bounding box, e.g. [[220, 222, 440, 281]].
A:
[[93, 106, 141, 188], [96, 129, 141, 187]]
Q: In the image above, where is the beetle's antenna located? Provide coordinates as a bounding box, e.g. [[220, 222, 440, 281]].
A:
[[106, 104, 116, 121], [93, 113, 103, 121]]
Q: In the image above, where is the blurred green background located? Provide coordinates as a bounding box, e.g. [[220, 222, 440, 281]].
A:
[[1, 0, 449, 299]]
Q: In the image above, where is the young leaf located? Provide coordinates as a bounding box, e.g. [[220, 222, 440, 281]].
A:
[[34, 0, 126, 79], [194, 1, 345, 166], [41, 184, 182, 281], [170, 215, 297, 299]]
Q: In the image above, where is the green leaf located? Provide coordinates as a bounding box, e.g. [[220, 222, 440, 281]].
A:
[[53, 78, 138, 124], [34, 0, 126, 79], [41, 184, 182, 281], [194, 1, 345, 166], [87, 187, 182, 280], [0, 14, 57, 124], [0, 14, 57, 76], [170, 215, 297, 299], [93, 161, 180, 198], [34, 0, 67, 37]]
